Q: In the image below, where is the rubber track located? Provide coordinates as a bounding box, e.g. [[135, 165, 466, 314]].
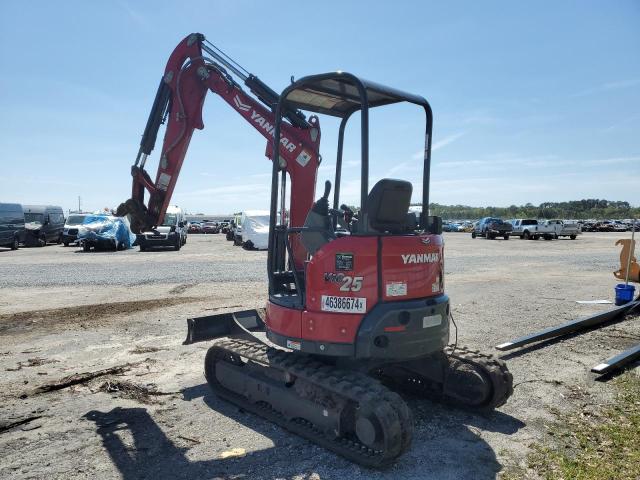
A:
[[205, 337, 413, 467], [444, 345, 513, 410], [386, 345, 513, 411]]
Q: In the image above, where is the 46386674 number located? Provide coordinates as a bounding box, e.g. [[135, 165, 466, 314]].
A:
[[320, 295, 367, 313]]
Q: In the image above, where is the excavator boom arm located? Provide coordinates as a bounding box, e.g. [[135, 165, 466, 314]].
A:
[[117, 33, 321, 266]]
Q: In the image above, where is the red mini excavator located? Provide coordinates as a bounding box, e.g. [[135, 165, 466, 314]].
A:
[[117, 33, 513, 467]]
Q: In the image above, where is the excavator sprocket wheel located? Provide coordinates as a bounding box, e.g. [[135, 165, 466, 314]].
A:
[[203, 337, 413, 467], [442, 346, 513, 410]]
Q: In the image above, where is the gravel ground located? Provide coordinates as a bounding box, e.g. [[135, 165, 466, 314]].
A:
[[0, 237, 265, 287], [0, 232, 638, 480]]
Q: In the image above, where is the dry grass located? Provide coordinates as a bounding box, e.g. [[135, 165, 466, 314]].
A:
[[503, 373, 640, 480]]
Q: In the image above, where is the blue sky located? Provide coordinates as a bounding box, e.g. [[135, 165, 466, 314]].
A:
[[1, 1, 638, 214]]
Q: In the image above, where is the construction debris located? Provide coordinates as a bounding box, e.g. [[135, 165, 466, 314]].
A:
[[99, 379, 179, 404]]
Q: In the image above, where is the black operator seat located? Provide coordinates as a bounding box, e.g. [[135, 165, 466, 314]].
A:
[[366, 179, 413, 233]]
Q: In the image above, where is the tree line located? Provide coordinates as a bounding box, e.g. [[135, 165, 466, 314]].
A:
[[420, 199, 639, 220]]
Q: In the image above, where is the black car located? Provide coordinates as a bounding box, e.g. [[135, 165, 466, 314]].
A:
[[0, 203, 25, 250], [202, 222, 219, 234], [219, 220, 231, 234], [472, 217, 512, 240]]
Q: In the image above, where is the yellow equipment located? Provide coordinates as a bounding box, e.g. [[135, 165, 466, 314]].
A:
[[614, 239, 639, 283]]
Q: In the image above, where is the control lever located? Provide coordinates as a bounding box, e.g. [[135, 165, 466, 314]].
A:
[[312, 180, 331, 216]]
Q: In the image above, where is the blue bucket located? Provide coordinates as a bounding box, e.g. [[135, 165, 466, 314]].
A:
[[615, 284, 636, 306]]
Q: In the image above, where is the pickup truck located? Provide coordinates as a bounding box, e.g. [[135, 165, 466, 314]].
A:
[[509, 219, 541, 240], [539, 220, 581, 240], [472, 217, 512, 240], [511, 219, 581, 240]]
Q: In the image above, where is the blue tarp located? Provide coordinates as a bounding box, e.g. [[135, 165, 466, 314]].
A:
[[77, 214, 136, 249]]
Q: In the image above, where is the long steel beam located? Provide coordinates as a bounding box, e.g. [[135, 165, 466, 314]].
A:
[[591, 344, 640, 375], [495, 301, 639, 351]]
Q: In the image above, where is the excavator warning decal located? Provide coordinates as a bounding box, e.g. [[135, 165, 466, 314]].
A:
[[296, 149, 312, 167], [158, 173, 172, 191]]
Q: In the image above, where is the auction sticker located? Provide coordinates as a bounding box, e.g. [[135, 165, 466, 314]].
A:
[[321, 295, 366, 313], [422, 314, 442, 328], [386, 282, 407, 297]]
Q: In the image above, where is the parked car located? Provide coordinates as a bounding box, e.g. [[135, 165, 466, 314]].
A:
[[188, 221, 202, 234], [0, 203, 25, 250], [581, 221, 599, 232], [23, 205, 65, 246], [78, 214, 135, 251], [472, 217, 512, 240], [219, 220, 231, 234], [462, 222, 475, 233], [202, 222, 219, 234], [62, 213, 89, 246], [597, 221, 614, 232], [226, 219, 236, 241], [240, 210, 270, 250], [137, 205, 187, 251], [232, 214, 243, 244], [611, 221, 628, 232]]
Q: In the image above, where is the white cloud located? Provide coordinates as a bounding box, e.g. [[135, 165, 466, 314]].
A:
[[571, 78, 640, 98], [431, 132, 465, 152]]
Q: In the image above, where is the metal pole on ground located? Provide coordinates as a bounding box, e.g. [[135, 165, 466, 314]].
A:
[[624, 219, 636, 286]]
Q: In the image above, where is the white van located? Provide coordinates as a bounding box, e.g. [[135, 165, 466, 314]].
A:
[[137, 205, 187, 251], [240, 210, 270, 250]]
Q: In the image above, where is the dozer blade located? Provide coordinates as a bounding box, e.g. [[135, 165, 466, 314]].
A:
[[183, 309, 265, 345]]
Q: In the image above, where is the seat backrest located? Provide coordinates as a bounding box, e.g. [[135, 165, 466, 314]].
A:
[[366, 179, 413, 233]]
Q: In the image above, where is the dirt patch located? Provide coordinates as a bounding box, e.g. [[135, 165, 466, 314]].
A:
[[168, 283, 196, 294], [0, 416, 44, 434], [0, 296, 204, 335], [129, 345, 169, 355], [5, 357, 58, 371], [98, 379, 179, 404]]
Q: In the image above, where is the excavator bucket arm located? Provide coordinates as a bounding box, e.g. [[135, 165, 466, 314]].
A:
[[116, 33, 321, 267]]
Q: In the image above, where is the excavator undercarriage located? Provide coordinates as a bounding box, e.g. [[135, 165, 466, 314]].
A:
[[187, 312, 513, 467]]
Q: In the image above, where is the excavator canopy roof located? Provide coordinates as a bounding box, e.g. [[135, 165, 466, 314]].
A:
[[281, 72, 430, 117]]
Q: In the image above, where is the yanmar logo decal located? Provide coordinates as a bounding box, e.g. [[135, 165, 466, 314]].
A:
[[232, 94, 298, 154], [401, 253, 440, 264], [249, 111, 297, 153], [233, 94, 251, 112]]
